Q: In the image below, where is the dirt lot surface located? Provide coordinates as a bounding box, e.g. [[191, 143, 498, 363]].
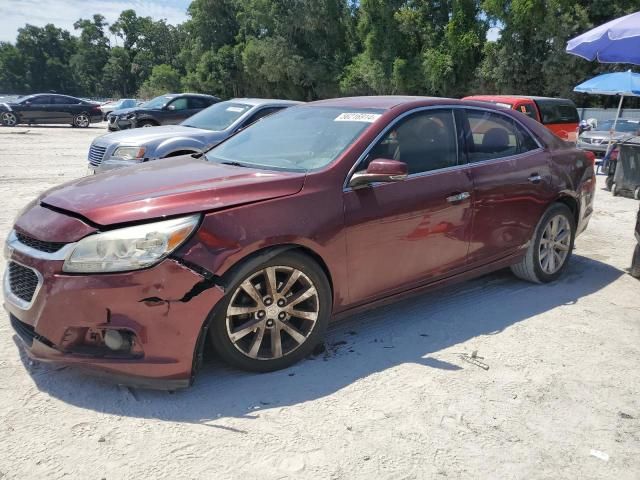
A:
[[0, 124, 639, 480]]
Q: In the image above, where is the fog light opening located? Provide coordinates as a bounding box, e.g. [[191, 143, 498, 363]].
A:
[[104, 329, 132, 352]]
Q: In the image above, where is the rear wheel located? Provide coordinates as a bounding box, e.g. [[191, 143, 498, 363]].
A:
[[73, 113, 90, 128], [1, 112, 18, 126], [209, 251, 331, 372], [511, 203, 576, 284]]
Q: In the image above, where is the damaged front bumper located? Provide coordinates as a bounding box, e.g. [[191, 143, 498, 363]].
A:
[[4, 233, 224, 389]]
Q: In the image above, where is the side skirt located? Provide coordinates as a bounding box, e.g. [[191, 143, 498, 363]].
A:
[[332, 250, 524, 322]]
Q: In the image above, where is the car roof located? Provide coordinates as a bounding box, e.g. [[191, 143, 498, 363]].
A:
[[227, 98, 304, 107], [307, 96, 467, 110], [167, 93, 220, 99]]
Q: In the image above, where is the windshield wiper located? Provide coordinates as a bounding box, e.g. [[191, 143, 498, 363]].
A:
[[220, 161, 251, 168]]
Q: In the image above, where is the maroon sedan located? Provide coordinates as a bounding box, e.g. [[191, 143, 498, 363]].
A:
[[4, 96, 595, 388]]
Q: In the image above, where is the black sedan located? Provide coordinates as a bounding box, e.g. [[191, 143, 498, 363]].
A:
[[107, 93, 220, 131], [0, 94, 102, 127]]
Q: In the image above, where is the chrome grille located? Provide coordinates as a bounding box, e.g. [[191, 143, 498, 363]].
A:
[[88, 144, 107, 166], [8, 262, 40, 304], [15, 231, 66, 253]]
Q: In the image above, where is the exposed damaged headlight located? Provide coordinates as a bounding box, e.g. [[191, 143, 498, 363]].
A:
[[63, 215, 200, 273]]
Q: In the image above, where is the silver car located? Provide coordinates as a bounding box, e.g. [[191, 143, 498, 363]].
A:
[[577, 119, 640, 158], [87, 98, 302, 174]]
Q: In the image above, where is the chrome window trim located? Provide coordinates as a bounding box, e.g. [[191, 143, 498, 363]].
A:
[[343, 104, 544, 191], [4, 259, 44, 311], [6, 229, 77, 261]]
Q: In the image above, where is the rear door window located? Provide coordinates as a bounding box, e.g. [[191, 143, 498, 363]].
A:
[[188, 97, 210, 109], [53, 96, 78, 105], [464, 109, 539, 162]]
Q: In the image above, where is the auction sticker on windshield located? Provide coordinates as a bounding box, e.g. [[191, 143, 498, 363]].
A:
[[334, 112, 381, 123]]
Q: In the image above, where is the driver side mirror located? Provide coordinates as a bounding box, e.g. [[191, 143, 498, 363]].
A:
[[349, 158, 408, 189], [165, 104, 176, 111]]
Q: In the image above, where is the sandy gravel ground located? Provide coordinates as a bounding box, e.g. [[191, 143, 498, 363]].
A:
[[0, 124, 639, 480]]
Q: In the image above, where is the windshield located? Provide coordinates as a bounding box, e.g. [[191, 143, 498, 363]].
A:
[[206, 106, 383, 171], [182, 102, 252, 131], [142, 95, 173, 109], [595, 120, 640, 133]]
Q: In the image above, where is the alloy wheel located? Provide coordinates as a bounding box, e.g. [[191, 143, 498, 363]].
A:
[[225, 266, 320, 360], [2, 112, 17, 126], [75, 114, 90, 128], [539, 214, 571, 274]]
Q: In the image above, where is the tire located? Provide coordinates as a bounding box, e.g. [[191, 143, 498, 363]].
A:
[[209, 251, 331, 372], [1, 111, 18, 126], [634, 187, 640, 201], [73, 112, 91, 128], [137, 120, 157, 128], [511, 203, 576, 284], [631, 245, 640, 278], [611, 183, 619, 196]]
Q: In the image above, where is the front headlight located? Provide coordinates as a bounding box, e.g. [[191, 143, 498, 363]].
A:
[[112, 146, 146, 160], [63, 215, 200, 273]]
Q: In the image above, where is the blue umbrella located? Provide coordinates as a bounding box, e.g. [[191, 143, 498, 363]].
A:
[[574, 71, 640, 155], [567, 11, 640, 64], [573, 70, 640, 96]]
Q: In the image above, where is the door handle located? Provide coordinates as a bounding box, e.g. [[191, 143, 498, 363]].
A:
[[528, 173, 542, 184], [446, 192, 470, 203]]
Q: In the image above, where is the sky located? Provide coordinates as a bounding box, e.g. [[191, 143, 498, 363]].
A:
[[0, 0, 191, 43], [0, 0, 502, 44]]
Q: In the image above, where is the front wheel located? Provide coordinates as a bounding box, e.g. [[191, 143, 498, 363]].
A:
[[137, 120, 157, 128], [511, 203, 576, 283], [73, 113, 90, 128], [1, 111, 18, 126], [209, 251, 331, 372]]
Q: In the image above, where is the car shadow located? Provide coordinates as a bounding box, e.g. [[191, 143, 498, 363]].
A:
[[16, 255, 622, 424]]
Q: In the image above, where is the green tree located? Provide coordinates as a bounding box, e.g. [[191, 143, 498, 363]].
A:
[[14, 24, 77, 93], [138, 64, 182, 98], [102, 47, 132, 96], [70, 15, 110, 96], [0, 43, 26, 93]]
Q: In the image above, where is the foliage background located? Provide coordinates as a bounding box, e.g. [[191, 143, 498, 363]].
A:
[[0, 0, 638, 106]]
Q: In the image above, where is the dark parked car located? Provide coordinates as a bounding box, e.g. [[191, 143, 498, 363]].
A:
[[0, 94, 102, 127], [107, 93, 220, 131], [88, 98, 302, 174], [100, 98, 137, 120], [5, 96, 595, 388]]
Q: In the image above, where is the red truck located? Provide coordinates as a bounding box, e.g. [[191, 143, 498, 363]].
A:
[[463, 95, 580, 143]]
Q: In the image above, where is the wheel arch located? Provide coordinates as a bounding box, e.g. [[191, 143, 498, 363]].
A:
[[554, 194, 580, 226], [218, 243, 334, 298], [189, 242, 334, 382]]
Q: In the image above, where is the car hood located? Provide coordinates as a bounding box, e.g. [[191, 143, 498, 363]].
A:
[[39, 155, 306, 226], [580, 131, 633, 141], [96, 125, 218, 145]]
